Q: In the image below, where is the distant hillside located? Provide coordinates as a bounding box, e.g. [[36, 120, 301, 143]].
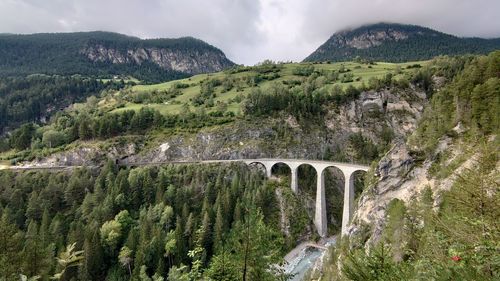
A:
[[0, 31, 235, 82], [304, 23, 500, 62]]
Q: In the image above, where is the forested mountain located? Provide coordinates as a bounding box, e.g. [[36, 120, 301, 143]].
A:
[[0, 55, 430, 279], [0, 32, 235, 82], [305, 23, 500, 62], [0, 76, 125, 134]]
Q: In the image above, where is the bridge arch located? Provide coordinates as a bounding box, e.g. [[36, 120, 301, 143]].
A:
[[247, 161, 268, 176], [351, 170, 367, 200], [321, 166, 346, 234], [270, 162, 292, 177], [293, 163, 317, 194], [333, 166, 368, 236]]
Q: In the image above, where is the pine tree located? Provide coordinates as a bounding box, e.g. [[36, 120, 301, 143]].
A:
[[213, 202, 225, 251], [438, 151, 500, 278], [48, 214, 65, 251], [184, 212, 195, 249], [25, 191, 42, 222], [0, 210, 23, 278], [133, 215, 153, 278], [205, 245, 240, 281], [228, 207, 282, 281], [22, 220, 52, 278], [233, 199, 242, 225], [119, 246, 133, 278], [164, 230, 176, 269], [142, 171, 155, 204], [80, 228, 105, 280], [174, 215, 187, 264], [198, 210, 212, 263], [39, 208, 51, 246]]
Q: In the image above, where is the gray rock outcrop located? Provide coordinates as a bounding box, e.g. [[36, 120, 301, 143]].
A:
[[81, 44, 234, 74]]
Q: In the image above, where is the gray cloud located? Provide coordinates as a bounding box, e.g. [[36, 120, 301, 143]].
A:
[[1, 0, 499, 65]]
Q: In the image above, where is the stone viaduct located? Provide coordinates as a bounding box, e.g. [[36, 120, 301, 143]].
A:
[[234, 159, 369, 237]]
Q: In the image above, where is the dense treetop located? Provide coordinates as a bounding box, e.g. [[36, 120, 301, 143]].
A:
[[0, 162, 294, 280]]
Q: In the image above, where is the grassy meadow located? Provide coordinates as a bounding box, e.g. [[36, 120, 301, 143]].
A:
[[105, 60, 428, 116]]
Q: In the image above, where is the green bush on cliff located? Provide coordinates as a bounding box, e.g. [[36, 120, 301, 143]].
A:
[[412, 51, 500, 153]]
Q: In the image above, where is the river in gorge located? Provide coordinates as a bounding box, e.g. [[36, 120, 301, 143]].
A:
[[282, 236, 337, 281]]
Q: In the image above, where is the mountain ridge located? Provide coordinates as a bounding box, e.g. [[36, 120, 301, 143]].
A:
[[0, 31, 235, 82], [304, 23, 500, 62]]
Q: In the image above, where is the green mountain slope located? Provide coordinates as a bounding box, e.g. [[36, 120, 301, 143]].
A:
[[0, 59, 425, 135], [110, 60, 427, 116], [304, 23, 500, 62], [0, 31, 235, 82]]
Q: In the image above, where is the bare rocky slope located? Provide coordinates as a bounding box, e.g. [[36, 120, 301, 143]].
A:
[[346, 134, 488, 245]]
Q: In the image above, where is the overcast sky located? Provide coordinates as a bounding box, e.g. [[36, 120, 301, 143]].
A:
[[1, 0, 499, 65]]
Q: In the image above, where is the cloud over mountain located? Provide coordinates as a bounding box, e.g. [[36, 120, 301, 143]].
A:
[[1, 0, 499, 65]]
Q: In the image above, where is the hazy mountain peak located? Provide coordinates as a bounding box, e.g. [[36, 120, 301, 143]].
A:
[[304, 23, 500, 62]]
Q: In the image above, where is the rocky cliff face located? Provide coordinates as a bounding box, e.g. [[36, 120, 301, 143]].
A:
[[307, 120, 495, 280], [124, 86, 426, 164], [18, 85, 428, 168], [327, 29, 410, 50], [345, 132, 492, 248], [81, 44, 234, 75]]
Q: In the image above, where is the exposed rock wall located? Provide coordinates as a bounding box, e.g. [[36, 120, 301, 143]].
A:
[[331, 30, 409, 49], [346, 133, 489, 247], [325, 87, 426, 142], [81, 44, 234, 74], [123, 87, 427, 164], [19, 85, 428, 169]]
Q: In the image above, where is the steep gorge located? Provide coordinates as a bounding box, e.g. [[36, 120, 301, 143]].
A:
[[309, 51, 499, 280]]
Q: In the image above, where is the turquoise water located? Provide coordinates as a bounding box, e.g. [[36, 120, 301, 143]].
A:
[[288, 247, 323, 281], [285, 237, 337, 281]]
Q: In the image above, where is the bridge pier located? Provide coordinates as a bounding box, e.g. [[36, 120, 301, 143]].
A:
[[290, 164, 299, 194], [265, 164, 273, 178], [314, 168, 327, 237], [341, 171, 355, 236], [290, 168, 298, 194]]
